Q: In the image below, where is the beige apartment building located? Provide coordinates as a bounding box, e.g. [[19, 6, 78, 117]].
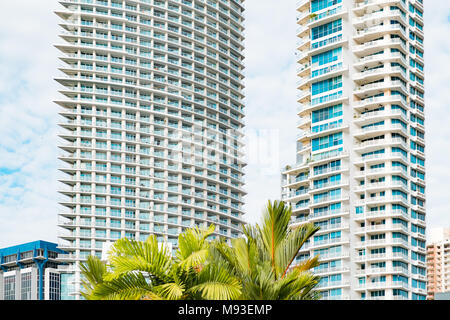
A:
[[426, 228, 450, 299]]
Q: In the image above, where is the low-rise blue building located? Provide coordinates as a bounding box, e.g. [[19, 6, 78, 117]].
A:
[[0, 240, 66, 300]]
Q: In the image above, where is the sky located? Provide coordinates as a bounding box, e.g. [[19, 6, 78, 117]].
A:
[[0, 0, 448, 248]]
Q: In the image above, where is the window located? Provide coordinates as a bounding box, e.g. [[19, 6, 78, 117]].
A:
[[21, 272, 32, 300], [49, 272, 61, 300], [312, 19, 342, 40], [312, 132, 343, 151], [4, 275, 15, 300], [312, 48, 342, 66], [311, 0, 342, 13], [312, 76, 342, 95], [312, 104, 342, 123]]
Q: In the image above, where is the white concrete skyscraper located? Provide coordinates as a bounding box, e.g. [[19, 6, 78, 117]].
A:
[[282, 0, 426, 299], [54, 0, 246, 299]]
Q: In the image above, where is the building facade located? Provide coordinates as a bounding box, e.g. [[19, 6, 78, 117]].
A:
[[426, 229, 450, 299], [55, 0, 246, 299], [281, 0, 426, 300], [0, 241, 66, 300]]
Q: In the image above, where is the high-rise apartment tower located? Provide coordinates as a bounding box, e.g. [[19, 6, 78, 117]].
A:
[[55, 0, 246, 299], [282, 0, 426, 300]]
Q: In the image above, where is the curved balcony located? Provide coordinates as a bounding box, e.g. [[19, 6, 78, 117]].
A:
[[354, 24, 406, 43], [353, 66, 407, 83], [354, 194, 410, 208], [299, 92, 348, 116], [353, 9, 406, 28], [353, 137, 408, 154], [356, 281, 409, 291], [352, 38, 406, 57], [310, 34, 348, 56], [353, 80, 407, 98], [353, 209, 409, 222], [310, 63, 348, 84], [309, 179, 350, 195], [353, 0, 406, 15], [308, 5, 348, 28], [354, 223, 409, 235], [354, 52, 407, 70], [309, 123, 348, 141], [284, 175, 310, 189], [283, 188, 310, 202], [315, 223, 350, 235], [353, 123, 408, 140], [353, 94, 407, 111], [311, 236, 350, 250], [296, 0, 309, 12], [353, 108, 407, 125]]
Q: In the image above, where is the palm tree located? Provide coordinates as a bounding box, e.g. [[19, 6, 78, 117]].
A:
[[80, 224, 242, 300], [210, 200, 321, 300], [80, 200, 320, 300]]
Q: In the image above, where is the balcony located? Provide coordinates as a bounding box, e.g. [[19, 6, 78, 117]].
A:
[[310, 179, 349, 193], [353, 209, 409, 221], [357, 281, 409, 291], [353, 66, 406, 83], [313, 237, 350, 248], [354, 24, 406, 42], [297, 89, 311, 102], [315, 223, 350, 234], [352, 38, 406, 56], [296, 0, 309, 11], [353, 9, 406, 27], [313, 165, 348, 178], [353, 108, 407, 124], [356, 152, 408, 166], [308, 6, 346, 28], [310, 63, 348, 83], [317, 280, 350, 289], [314, 266, 350, 275], [353, 0, 406, 14], [354, 137, 408, 152], [311, 149, 348, 163], [355, 266, 409, 276], [310, 34, 346, 55], [354, 223, 409, 235], [282, 188, 310, 201], [354, 80, 407, 97], [355, 52, 406, 69], [309, 208, 350, 221], [354, 195, 409, 207], [318, 250, 350, 261]]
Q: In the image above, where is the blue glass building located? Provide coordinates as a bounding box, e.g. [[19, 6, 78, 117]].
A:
[[0, 240, 66, 300]]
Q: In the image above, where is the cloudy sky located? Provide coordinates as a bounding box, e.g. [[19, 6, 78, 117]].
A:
[[0, 0, 448, 248]]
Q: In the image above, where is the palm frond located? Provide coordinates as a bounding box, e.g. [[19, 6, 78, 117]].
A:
[[90, 272, 158, 300], [189, 263, 242, 300], [257, 200, 292, 278], [107, 236, 173, 284], [79, 255, 108, 299], [155, 282, 186, 300], [277, 223, 320, 278], [292, 255, 320, 273], [176, 225, 215, 271]]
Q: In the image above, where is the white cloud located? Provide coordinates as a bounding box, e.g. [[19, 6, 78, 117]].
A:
[[423, 0, 450, 234], [242, 0, 298, 224], [0, 0, 61, 247]]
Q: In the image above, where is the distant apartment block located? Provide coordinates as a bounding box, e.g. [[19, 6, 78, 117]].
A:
[[0, 241, 66, 300], [281, 0, 426, 300], [427, 228, 450, 299]]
